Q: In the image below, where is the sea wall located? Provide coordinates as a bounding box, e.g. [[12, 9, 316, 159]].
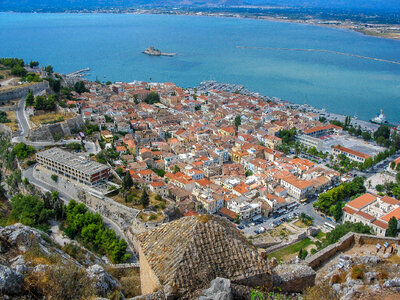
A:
[[0, 81, 49, 104]]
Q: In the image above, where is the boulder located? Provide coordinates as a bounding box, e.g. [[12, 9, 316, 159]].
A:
[[86, 264, 121, 297], [0, 223, 46, 252], [0, 264, 24, 296], [307, 226, 320, 237], [198, 277, 233, 300]]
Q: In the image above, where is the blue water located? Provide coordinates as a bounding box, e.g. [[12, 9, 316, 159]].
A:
[[1, 13, 400, 122]]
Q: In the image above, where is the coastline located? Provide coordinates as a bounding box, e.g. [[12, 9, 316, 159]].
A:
[[2, 10, 399, 42]]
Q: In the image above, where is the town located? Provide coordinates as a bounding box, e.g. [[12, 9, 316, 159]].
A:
[[1, 58, 400, 299]]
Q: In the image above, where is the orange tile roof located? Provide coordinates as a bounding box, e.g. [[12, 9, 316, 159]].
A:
[[343, 206, 357, 215], [372, 219, 389, 229], [381, 206, 400, 222], [381, 196, 400, 206], [219, 207, 238, 219], [347, 193, 377, 210], [333, 145, 371, 159], [355, 211, 375, 221]]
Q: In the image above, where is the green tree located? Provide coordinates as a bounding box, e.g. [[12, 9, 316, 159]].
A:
[[74, 81, 89, 94], [386, 217, 398, 237], [25, 91, 34, 107], [172, 165, 180, 174], [122, 173, 133, 190], [144, 92, 160, 104], [333, 203, 343, 222], [299, 248, 308, 260], [45, 65, 54, 74], [362, 131, 371, 141], [29, 61, 39, 68], [12, 142, 35, 159], [51, 174, 58, 182], [140, 189, 149, 208], [11, 65, 27, 77], [234, 115, 241, 129]]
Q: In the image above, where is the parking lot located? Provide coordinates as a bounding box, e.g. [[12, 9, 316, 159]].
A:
[[321, 134, 385, 157]]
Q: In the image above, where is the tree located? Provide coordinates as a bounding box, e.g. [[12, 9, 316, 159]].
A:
[[140, 189, 149, 208], [144, 92, 160, 104], [29, 61, 39, 68], [374, 126, 390, 140], [12, 142, 35, 159], [234, 115, 241, 129], [333, 203, 343, 222], [25, 91, 34, 107], [11, 65, 27, 77], [122, 173, 133, 190], [362, 131, 371, 141], [386, 217, 398, 237], [172, 165, 180, 174], [298, 248, 308, 260], [45, 65, 54, 74], [74, 81, 88, 94], [51, 174, 58, 182]]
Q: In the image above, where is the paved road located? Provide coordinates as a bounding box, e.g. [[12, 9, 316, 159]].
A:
[[23, 166, 138, 261], [240, 197, 335, 237]]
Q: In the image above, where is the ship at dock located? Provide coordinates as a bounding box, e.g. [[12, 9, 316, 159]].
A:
[[143, 46, 176, 57], [370, 109, 397, 127]]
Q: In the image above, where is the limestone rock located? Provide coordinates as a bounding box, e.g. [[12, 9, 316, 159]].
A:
[[0, 264, 24, 296], [198, 277, 233, 300], [0, 223, 47, 252], [87, 264, 121, 296], [383, 277, 400, 288], [358, 255, 380, 265]]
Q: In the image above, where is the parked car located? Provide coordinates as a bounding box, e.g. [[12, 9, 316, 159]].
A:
[[238, 225, 244, 230]]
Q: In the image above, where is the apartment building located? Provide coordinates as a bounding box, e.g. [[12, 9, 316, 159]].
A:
[[36, 148, 110, 186]]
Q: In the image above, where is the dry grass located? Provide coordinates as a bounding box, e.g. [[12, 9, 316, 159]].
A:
[[3, 111, 19, 131], [386, 254, 400, 265], [294, 220, 307, 228], [106, 267, 141, 298], [30, 112, 76, 126], [137, 211, 164, 223], [331, 271, 347, 284], [24, 262, 95, 300], [303, 280, 339, 300]]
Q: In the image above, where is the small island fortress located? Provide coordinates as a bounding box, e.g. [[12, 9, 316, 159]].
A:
[[143, 46, 176, 57]]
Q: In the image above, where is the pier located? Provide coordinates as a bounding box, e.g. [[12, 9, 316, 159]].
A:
[[66, 67, 91, 78]]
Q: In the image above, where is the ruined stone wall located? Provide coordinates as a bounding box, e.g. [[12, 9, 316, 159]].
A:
[[264, 232, 308, 254], [28, 115, 84, 141], [305, 233, 355, 269], [138, 245, 161, 295], [0, 81, 49, 104], [357, 234, 400, 246]]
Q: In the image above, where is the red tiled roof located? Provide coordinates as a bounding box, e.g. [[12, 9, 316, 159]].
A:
[[347, 193, 376, 210], [381, 196, 400, 206], [372, 219, 389, 229], [343, 206, 357, 215], [333, 145, 371, 159], [355, 211, 375, 221], [219, 207, 238, 219], [381, 206, 400, 222]]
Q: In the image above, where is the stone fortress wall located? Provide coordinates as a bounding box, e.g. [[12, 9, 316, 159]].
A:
[[0, 81, 49, 105]]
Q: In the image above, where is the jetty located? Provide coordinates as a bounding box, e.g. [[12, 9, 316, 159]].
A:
[[143, 46, 176, 57], [66, 68, 90, 78]]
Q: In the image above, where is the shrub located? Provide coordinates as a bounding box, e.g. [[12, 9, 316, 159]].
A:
[[350, 264, 365, 280], [51, 174, 58, 182], [148, 214, 157, 221]]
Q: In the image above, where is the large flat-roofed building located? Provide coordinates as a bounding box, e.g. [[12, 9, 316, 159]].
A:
[[343, 193, 400, 236], [296, 134, 323, 151], [36, 147, 110, 186]]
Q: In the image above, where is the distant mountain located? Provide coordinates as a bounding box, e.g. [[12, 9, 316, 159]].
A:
[[1, 0, 399, 11]]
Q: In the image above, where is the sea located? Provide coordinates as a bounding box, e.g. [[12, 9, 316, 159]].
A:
[[1, 12, 400, 122]]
